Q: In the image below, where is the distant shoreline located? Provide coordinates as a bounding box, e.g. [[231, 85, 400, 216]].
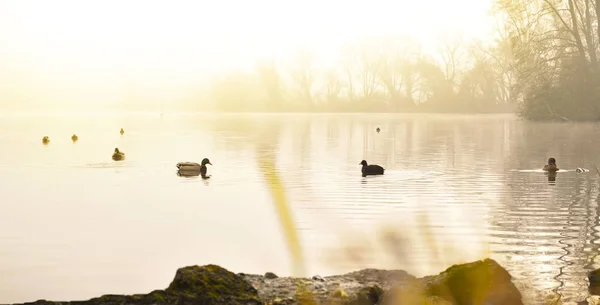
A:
[[0, 110, 518, 117]]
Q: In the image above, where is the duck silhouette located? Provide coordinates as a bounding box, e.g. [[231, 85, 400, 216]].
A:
[[360, 160, 385, 177]]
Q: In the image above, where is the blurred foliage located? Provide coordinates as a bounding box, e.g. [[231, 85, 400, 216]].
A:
[[209, 34, 516, 115]]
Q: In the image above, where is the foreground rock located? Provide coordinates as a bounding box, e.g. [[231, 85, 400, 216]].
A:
[[11, 259, 523, 305], [382, 258, 523, 305], [18, 265, 261, 305], [245, 258, 522, 305]]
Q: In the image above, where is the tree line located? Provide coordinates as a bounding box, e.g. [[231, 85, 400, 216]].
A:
[[208, 0, 600, 121], [209, 34, 516, 114]]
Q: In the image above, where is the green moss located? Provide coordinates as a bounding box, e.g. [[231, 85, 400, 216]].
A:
[[148, 290, 168, 303], [294, 282, 317, 305], [424, 259, 522, 305], [165, 264, 261, 305], [332, 289, 348, 298]]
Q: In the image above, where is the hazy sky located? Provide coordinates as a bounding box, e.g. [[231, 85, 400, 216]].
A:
[[0, 0, 495, 109]]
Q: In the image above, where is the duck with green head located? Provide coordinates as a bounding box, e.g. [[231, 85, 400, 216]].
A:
[[177, 158, 212, 178], [112, 147, 125, 161]]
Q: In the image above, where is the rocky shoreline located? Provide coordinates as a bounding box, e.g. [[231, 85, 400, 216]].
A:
[[8, 258, 600, 305]]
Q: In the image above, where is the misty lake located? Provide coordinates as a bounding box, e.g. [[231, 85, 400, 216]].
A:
[[1, 112, 600, 304]]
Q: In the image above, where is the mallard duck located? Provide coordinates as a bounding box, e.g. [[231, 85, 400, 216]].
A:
[[542, 157, 559, 172], [42, 136, 50, 145], [112, 147, 125, 161], [120, 128, 124, 135], [71, 134, 78, 142], [177, 158, 212, 178], [360, 160, 384, 177], [376, 127, 381, 133]]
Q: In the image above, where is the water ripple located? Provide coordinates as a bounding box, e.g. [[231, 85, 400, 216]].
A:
[[1, 114, 600, 305]]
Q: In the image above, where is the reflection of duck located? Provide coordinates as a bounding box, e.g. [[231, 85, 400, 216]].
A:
[[42, 136, 50, 145], [120, 128, 124, 135], [71, 134, 78, 142], [177, 158, 212, 179], [547, 171, 557, 183], [360, 160, 384, 177], [112, 148, 125, 161]]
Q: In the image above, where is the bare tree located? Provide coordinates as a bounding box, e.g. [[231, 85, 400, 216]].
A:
[[289, 49, 316, 105], [495, 0, 600, 120], [341, 42, 380, 101], [436, 32, 467, 92], [323, 68, 342, 103], [256, 59, 284, 108], [374, 36, 422, 109]]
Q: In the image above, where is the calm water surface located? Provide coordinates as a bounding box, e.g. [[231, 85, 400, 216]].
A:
[[1, 113, 600, 304]]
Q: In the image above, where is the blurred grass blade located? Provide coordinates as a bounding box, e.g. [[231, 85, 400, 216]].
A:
[[258, 150, 305, 277]]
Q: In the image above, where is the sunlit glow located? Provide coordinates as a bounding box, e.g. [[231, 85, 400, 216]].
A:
[[0, 0, 495, 110]]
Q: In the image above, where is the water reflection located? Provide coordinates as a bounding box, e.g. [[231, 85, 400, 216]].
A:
[[0, 113, 600, 304], [205, 114, 600, 305], [547, 172, 557, 184]]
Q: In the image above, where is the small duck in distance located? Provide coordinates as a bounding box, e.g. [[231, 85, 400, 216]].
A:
[[177, 158, 212, 179], [120, 128, 124, 135], [376, 127, 381, 133], [112, 148, 125, 161], [543, 157, 559, 172], [71, 134, 78, 142], [42, 136, 50, 145], [360, 160, 385, 177]]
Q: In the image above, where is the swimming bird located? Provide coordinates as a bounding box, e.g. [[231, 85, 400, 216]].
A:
[[112, 148, 125, 161], [120, 128, 124, 135], [360, 160, 384, 177], [376, 127, 380, 133], [177, 158, 212, 178], [543, 157, 559, 172], [42, 136, 50, 145], [71, 134, 78, 142]]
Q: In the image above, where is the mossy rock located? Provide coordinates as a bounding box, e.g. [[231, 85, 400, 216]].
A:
[[20, 265, 260, 305], [589, 269, 600, 296], [423, 258, 523, 305], [166, 264, 261, 305]]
